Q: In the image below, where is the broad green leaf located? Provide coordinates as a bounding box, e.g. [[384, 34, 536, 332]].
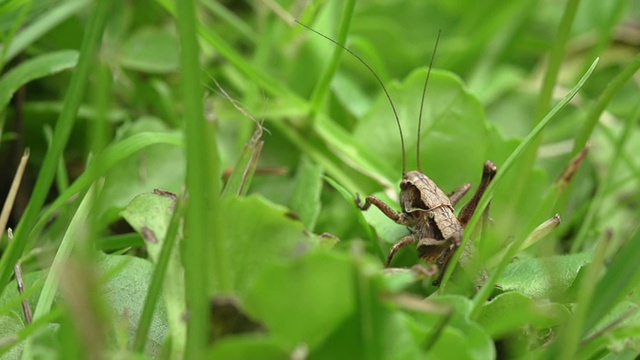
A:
[[98, 117, 185, 223], [118, 27, 179, 73], [0, 50, 78, 111], [209, 335, 289, 359], [428, 326, 489, 360], [0, 313, 25, 358], [241, 251, 354, 350], [476, 292, 570, 338], [0, 270, 44, 316], [312, 304, 424, 360], [497, 253, 591, 300], [354, 69, 490, 187], [221, 195, 310, 292], [121, 191, 178, 261], [98, 254, 168, 356], [428, 295, 495, 359], [121, 190, 186, 355], [121, 190, 185, 345]]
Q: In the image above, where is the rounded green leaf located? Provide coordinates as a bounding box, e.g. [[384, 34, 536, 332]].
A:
[[209, 335, 289, 359], [497, 253, 591, 299], [355, 69, 490, 187], [477, 291, 571, 338], [221, 195, 309, 292], [99, 255, 168, 355], [241, 251, 355, 349]]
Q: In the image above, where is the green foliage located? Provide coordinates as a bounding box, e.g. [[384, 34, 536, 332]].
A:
[[1, 0, 640, 358]]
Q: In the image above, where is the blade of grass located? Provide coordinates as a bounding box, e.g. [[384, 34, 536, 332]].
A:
[[200, 0, 257, 43], [211, 76, 265, 198], [155, 0, 294, 101], [176, 0, 225, 357], [505, 0, 581, 245], [21, 180, 103, 359], [583, 226, 640, 335], [0, 0, 29, 73], [552, 229, 613, 359], [0, 274, 43, 318], [307, 0, 355, 119], [0, 0, 110, 298], [155, 0, 369, 197], [42, 126, 70, 193], [533, 0, 581, 124], [0, 50, 78, 112], [571, 102, 640, 252], [464, 60, 598, 315], [0, 149, 29, 238], [1, 0, 89, 65], [438, 58, 598, 296], [572, 51, 640, 156], [221, 128, 263, 198]]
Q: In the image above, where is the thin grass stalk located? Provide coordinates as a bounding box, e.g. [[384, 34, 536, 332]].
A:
[[0, 0, 110, 298], [176, 0, 225, 356]]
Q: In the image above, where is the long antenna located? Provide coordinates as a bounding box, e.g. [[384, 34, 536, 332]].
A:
[[416, 30, 441, 172], [295, 20, 407, 174]]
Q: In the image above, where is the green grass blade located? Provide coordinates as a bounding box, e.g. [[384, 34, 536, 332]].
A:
[[0, 50, 78, 112], [464, 59, 599, 316], [221, 129, 263, 198], [0, 0, 111, 298], [176, 0, 225, 356], [438, 58, 598, 296], [571, 103, 640, 252], [584, 226, 640, 333], [533, 0, 581, 124], [572, 51, 640, 156], [21, 180, 102, 359], [2, 0, 89, 64], [308, 0, 356, 117]]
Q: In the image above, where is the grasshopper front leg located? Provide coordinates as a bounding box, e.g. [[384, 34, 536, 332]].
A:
[[385, 235, 417, 267], [356, 194, 415, 226]]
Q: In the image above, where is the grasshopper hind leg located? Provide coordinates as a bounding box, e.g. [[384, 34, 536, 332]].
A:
[[458, 161, 497, 226]]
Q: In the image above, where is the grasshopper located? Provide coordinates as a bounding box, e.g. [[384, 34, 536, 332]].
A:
[[298, 21, 496, 285]]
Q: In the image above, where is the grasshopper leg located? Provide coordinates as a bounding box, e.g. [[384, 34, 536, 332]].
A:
[[356, 194, 414, 226], [448, 183, 471, 207], [385, 235, 417, 267], [458, 161, 497, 226]]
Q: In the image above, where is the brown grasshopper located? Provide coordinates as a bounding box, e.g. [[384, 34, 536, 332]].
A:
[[298, 21, 496, 285], [357, 161, 496, 285]]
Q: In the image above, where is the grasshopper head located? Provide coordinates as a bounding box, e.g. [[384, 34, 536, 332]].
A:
[[399, 171, 429, 214]]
